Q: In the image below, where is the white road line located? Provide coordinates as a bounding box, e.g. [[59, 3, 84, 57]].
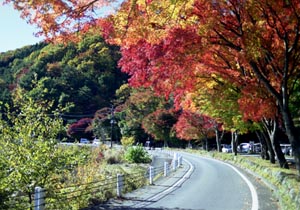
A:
[[225, 162, 259, 210], [133, 157, 194, 208], [201, 155, 259, 210], [135, 151, 258, 210]]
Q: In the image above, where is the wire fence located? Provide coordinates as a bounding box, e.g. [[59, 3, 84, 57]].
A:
[[2, 152, 182, 210]]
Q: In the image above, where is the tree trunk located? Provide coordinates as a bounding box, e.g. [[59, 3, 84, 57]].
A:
[[231, 130, 238, 156], [255, 131, 269, 160], [249, 58, 300, 177], [205, 136, 209, 151], [264, 144, 270, 160], [215, 129, 223, 152], [261, 128, 276, 163], [164, 139, 168, 148], [280, 109, 300, 175], [187, 140, 192, 148], [263, 118, 289, 169], [273, 137, 289, 169], [202, 137, 208, 151]]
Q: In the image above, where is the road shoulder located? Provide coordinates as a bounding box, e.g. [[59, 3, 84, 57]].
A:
[[89, 152, 191, 209], [233, 164, 280, 210]]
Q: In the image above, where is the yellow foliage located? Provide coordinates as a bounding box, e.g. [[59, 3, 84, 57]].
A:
[[110, 0, 196, 45], [121, 136, 135, 147]]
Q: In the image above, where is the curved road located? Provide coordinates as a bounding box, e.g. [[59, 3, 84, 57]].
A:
[[92, 151, 279, 210], [148, 152, 256, 210]]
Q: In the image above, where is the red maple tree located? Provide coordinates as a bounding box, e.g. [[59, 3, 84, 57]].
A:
[[67, 118, 93, 140], [174, 110, 215, 147], [6, 0, 300, 174]]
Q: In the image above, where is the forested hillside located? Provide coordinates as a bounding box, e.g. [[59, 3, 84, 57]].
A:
[[0, 35, 127, 124]]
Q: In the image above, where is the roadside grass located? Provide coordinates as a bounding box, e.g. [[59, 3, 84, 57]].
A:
[[184, 149, 300, 210], [45, 145, 150, 210]]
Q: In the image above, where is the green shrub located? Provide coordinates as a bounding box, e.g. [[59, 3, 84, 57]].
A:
[[125, 145, 152, 164]]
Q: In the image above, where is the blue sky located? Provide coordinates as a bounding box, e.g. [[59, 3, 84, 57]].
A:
[[0, 3, 43, 53], [0, 1, 123, 53]]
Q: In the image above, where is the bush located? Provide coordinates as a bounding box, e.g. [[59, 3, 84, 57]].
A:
[[125, 145, 152, 164], [103, 149, 125, 164]]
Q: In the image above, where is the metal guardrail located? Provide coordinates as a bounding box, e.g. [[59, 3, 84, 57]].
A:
[[4, 152, 183, 210]]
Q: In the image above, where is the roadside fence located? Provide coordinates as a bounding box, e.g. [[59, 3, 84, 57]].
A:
[[3, 152, 183, 210]]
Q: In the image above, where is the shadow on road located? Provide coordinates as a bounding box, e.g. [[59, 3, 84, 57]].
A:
[[82, 197, 201, 210], [84, 205, 202, 210]]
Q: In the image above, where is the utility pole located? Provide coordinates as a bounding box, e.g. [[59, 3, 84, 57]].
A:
[[110, 104, 115, 148]]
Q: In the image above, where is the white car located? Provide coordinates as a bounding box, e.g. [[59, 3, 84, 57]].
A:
[[238, 143, 251, 153], [280, 144, 292, 155], [92, 139, 101, 145], [222, 144, 232, 153]]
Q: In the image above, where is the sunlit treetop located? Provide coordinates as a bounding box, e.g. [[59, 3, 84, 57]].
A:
[[102, 0, 196, 45], [3, 0, 119, 43], [5, 0, 300, 122], [113, 0, 300, 109], [3, 0, 197, 45]]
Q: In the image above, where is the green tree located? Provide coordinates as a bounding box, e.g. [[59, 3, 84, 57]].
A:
[[142, 108, 179, 147], [115, 85, 166, 143], [0, 96, 66, 209], [0, 34, 126, 119]]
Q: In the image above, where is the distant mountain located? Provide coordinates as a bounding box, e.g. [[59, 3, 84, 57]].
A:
[[0, 35, 128, 121]]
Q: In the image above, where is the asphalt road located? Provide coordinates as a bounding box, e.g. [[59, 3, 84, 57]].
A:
[[89, 151, 279, 210], [149, 152, 255, 210]]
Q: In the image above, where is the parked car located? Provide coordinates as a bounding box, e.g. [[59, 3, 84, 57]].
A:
[[92, 138, 101, 145], [80, 138, 89, 144], [145, 140, 155, 150], [280, 144, 292, 155], [253, 143, 262, 153], [237, 143, 251, 153], [289, 147, 293, 156], [222, 144, 232, 153]]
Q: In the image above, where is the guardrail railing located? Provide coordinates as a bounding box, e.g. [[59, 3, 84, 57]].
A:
[[3, 152, 183, 210]]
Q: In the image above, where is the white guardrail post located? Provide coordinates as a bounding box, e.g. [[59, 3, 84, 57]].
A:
[[164, 162, 169, 177], [117, 174, 124, 197], [34, 186, 45, 210], [149, 166, 154, 185], [173, 153, 178, 170]]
